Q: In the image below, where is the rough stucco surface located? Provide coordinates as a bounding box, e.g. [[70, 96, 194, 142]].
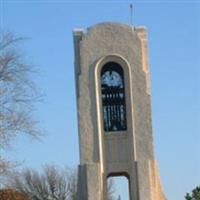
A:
[[149, 160, 167, 200], [73, 22, 167, 200]]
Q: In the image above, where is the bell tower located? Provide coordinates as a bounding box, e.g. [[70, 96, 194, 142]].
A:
[[73, 22, 167, 200]]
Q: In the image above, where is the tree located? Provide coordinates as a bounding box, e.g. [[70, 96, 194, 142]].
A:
[[185, 186, 200, 200], [9, 165, 115, 200], [0, 189, 30, 200], [9, 165, 77, 200], [0, 31, 41, 176], [107, 178, 116, 200], [117, 195, 121, 200]]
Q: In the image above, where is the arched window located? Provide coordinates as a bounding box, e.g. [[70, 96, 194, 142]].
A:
[[101, 62, 127, 132]]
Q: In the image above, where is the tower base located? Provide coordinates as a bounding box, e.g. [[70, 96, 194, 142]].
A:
[[77, 160, 167, 200]]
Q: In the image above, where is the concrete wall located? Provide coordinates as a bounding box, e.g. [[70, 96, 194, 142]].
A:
[[73, 22, 166, 200]]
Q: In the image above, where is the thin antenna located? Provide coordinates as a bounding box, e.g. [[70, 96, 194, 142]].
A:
[[130, 3, 133, 27]]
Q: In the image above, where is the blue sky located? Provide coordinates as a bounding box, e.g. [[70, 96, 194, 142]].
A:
[[1, 1, 200, 199]]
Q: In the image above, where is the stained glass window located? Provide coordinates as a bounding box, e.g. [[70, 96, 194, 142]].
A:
[[101, 62, 127, 132]]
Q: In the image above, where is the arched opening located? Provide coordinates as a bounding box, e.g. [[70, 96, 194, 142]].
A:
[[106, 173, 130, 200], [101, 62, 127, 132]]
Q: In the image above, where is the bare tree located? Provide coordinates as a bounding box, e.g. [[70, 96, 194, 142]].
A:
[[107, 178, 116, 200], [0, 31, 41, 175], [9, 165, 116, 200], [9, 165, 77, 200], [66, 169, 77, 200]]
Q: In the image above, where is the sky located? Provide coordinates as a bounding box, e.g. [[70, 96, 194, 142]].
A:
[[1, 0, 200, 199]]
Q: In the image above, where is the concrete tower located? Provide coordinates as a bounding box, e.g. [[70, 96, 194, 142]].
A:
[[73, 22, 166, 200]]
